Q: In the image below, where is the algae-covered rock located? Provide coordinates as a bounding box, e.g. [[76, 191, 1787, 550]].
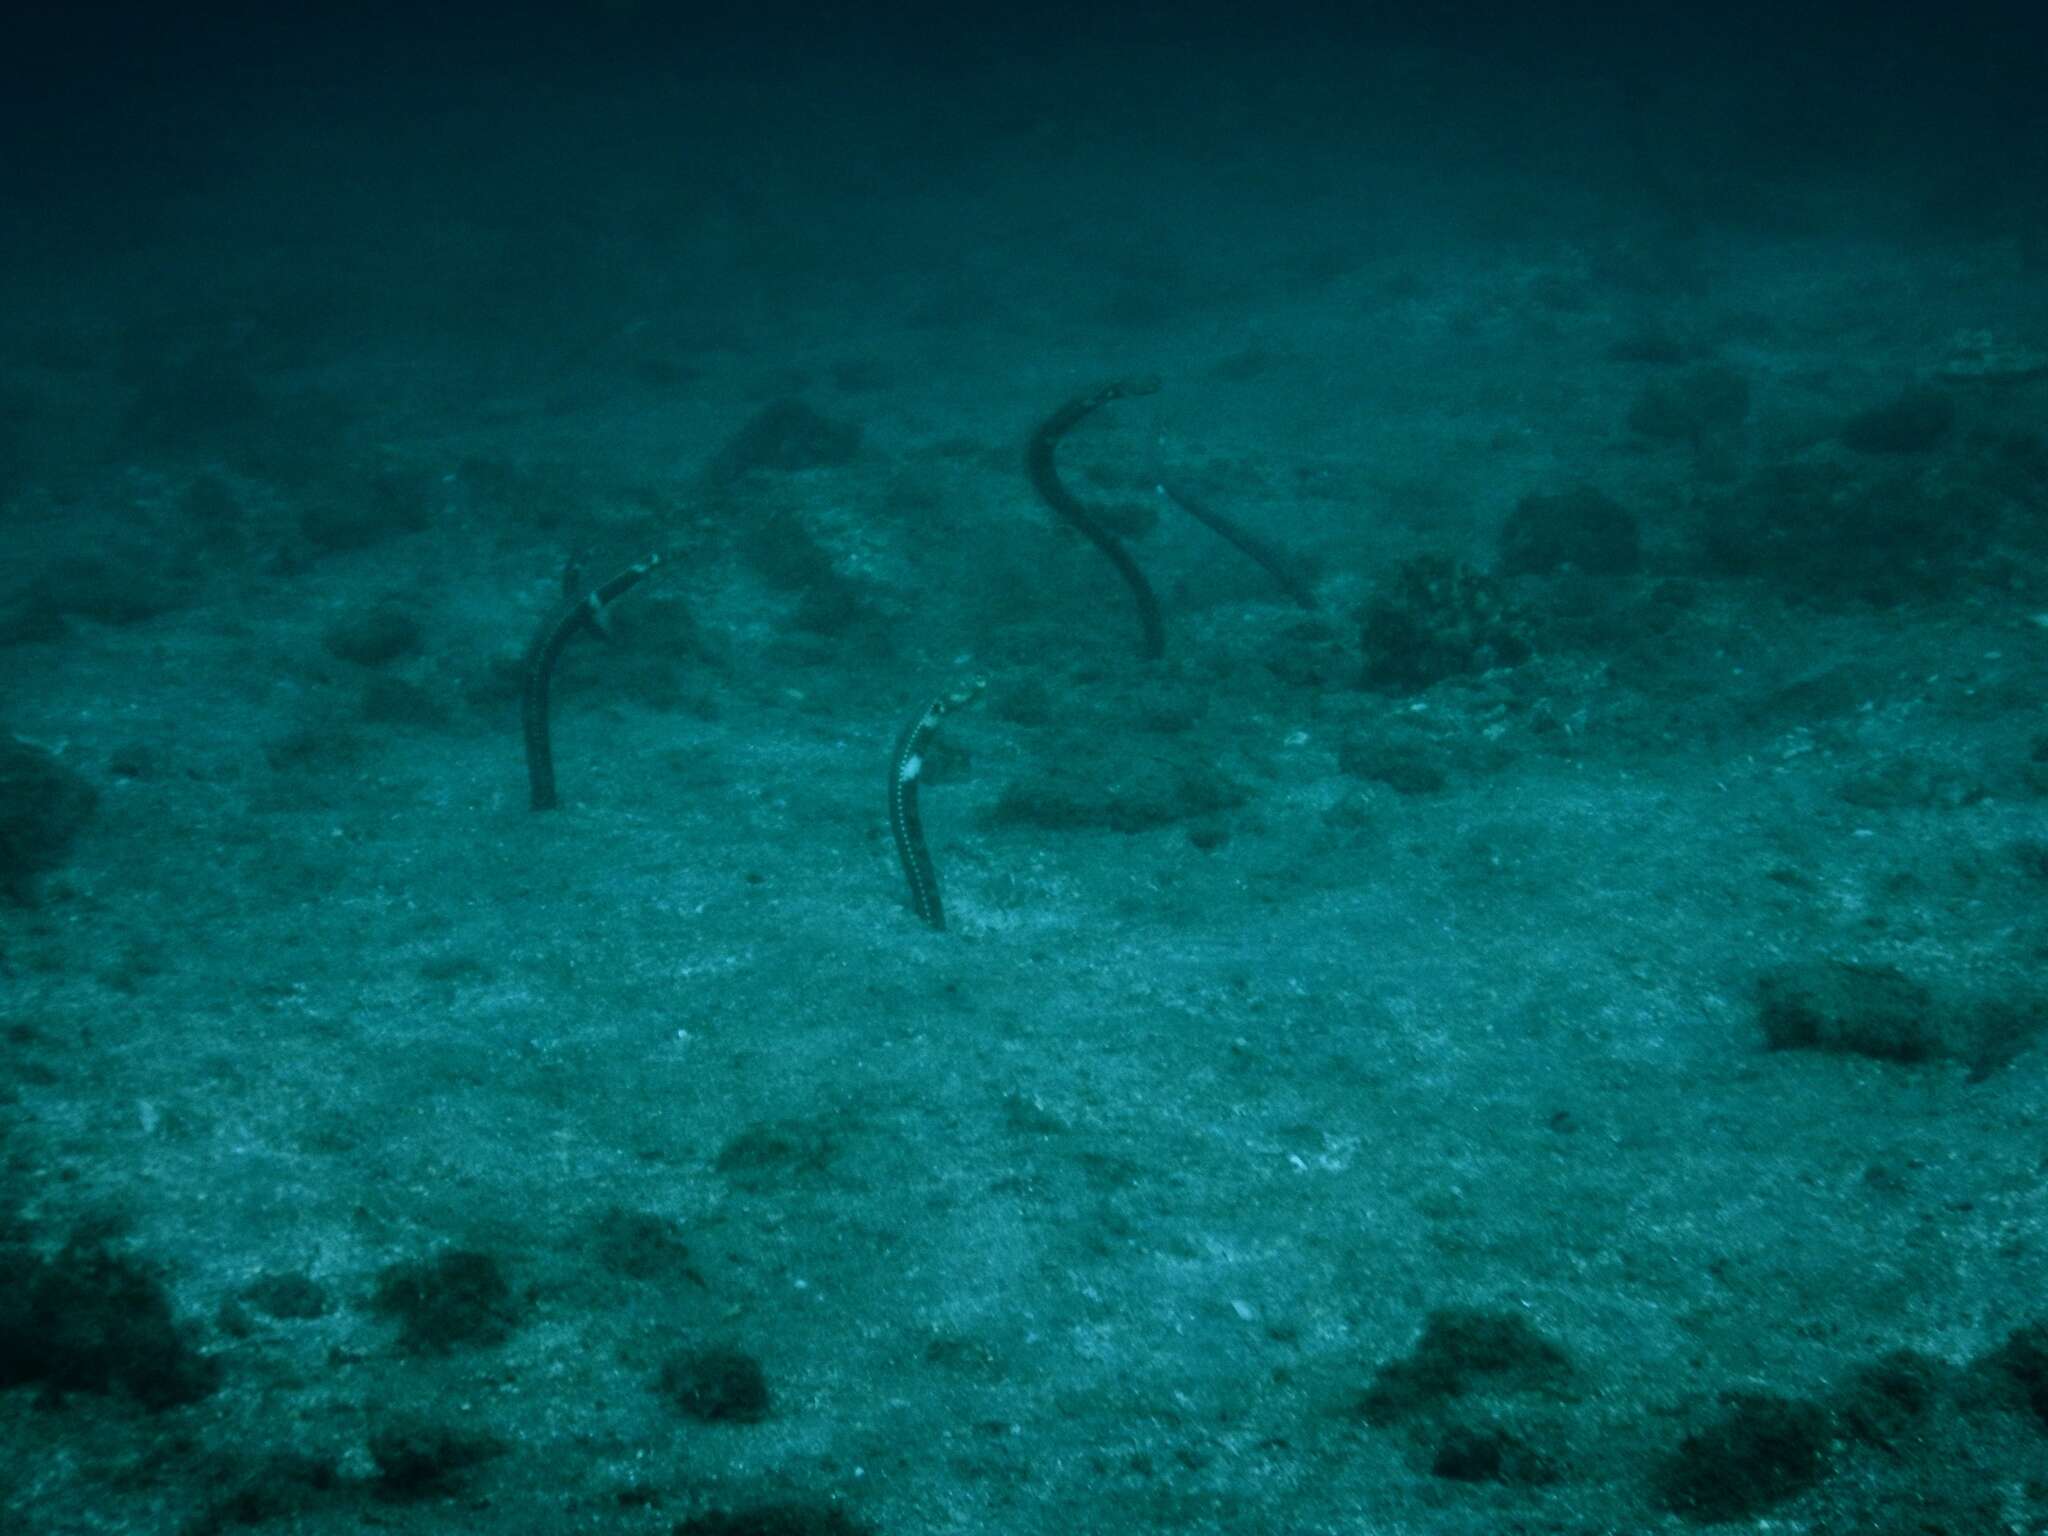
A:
[[0, 733, 96, 900]]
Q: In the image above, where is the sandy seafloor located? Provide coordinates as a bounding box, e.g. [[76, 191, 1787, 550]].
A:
[[2, 31, 2046, 1536]]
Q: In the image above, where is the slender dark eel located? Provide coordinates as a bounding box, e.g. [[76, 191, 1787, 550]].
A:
[[521, 552, 664, 811], [1026, 376, 1165, 660], [1157, 479, 1319, 610], [888, 678, 986, 930]]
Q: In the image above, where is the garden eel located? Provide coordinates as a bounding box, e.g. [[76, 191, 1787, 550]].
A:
[[1026, 376, 1166, 660], [888, 677, 986, 931], [521, 552, 664, 811], [1156, 479, 1319, 611]]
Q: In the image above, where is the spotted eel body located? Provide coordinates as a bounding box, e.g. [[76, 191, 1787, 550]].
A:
[[521, 552, 664, 811], [1157, 479, 1318, 611], [1026, 376, 1165, 660], [888, 678, 986, 930]]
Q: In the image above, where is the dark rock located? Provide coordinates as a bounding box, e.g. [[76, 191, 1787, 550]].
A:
[[1359, 555, 1531, 693], [240, 1272, 329, 1321], [298, 469, 430, 552], [1359, 1307, 1572, 1425], [367, 1417, 503, 1498], [1836, 1349, 1945, 1450], [368, 1249, 522, 1355], [107, 743, 157, 779], [712, 400, 860, 482], [733, 506, 864, 635], [1652, 1393, 1830, 1523], [0, 734, 96, 900], [1428, 1420, 1558, 1484], [1841, 386, 1955, 455], [588, 1207, 695, 1284], [1498, 486, 1640, 577], [1971, 1322, 2048, 1428], [657, 1345, 771, 1423], [0, 1235, 220, 1409], [715, 1119, 840, 1191], [1757, 960, 1945, 1064], [193, 1451, 340, 1529]]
